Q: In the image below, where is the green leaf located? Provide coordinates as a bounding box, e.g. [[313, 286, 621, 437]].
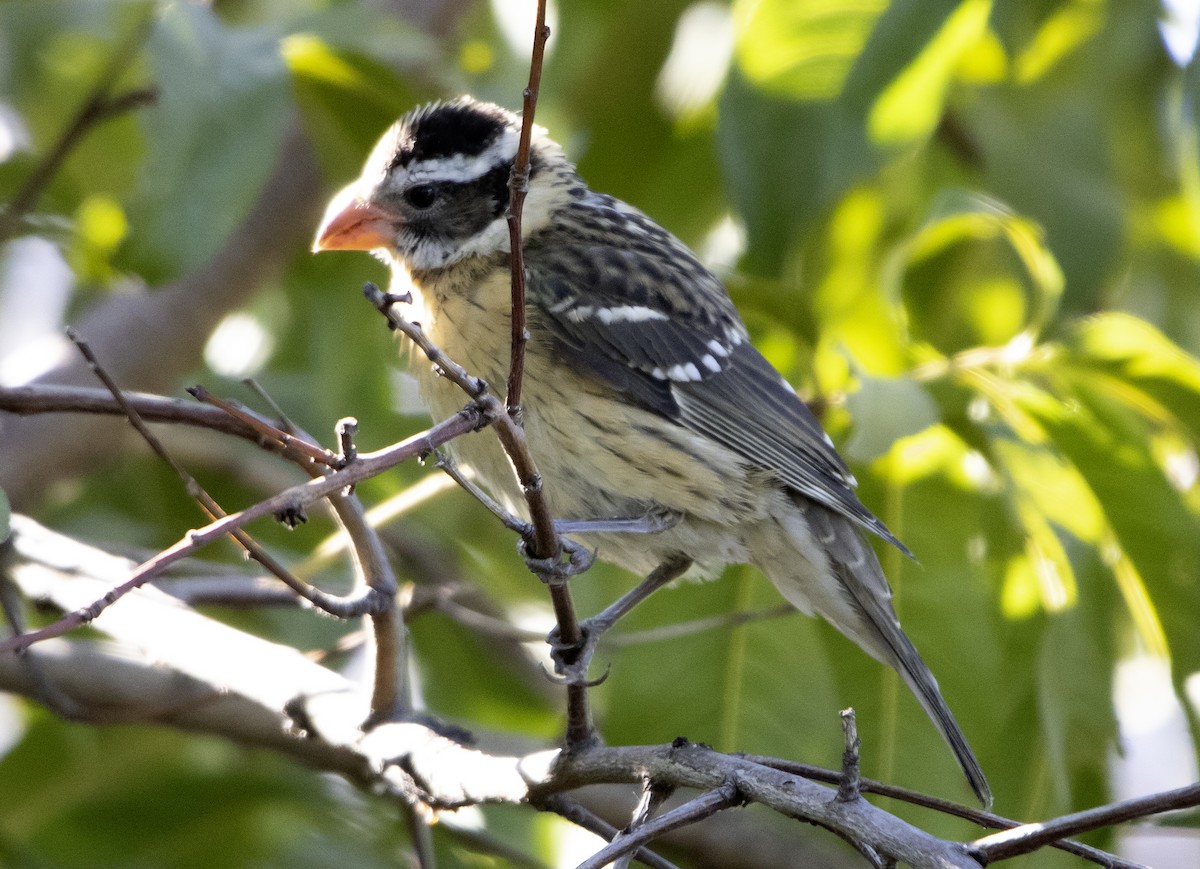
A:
[[718, 71, 874, 276], [844, 374, 940, 463], [1067, 312, 1200, 438], [1019, 377, 1200, 670], [121, 4, 291, 280], [897, 190, 1064, 353], [850, 0, 994, 145], [971, 69, 1124, 313], [731, 0, 888, 101]]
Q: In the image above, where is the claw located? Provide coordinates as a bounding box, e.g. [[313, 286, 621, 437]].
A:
[[539, 661, 611, 688], [517, 535, 595, 583]]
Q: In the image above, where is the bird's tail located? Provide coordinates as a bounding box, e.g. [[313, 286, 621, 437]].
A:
[[760, 500, 993, 808]]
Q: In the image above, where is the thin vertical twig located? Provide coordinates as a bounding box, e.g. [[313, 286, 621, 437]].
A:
[[504, 0, 552, 415], [836, 707, 863, 803], [496, 1, 593, 746]]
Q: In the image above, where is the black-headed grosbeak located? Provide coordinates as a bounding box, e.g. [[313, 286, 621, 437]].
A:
[[313, 97, 990, 806]]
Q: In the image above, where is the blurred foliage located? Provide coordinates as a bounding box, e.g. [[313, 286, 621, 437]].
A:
[[2, 0, 1200, 866]]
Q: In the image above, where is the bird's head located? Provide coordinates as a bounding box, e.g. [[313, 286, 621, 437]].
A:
[[313, 97, 572, 271]]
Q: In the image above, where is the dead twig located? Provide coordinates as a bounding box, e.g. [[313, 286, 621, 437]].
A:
[[66, 329, 365, 616], [836, 707, 862, 803], [0, 408, 481, 654], [970, 783, 1200, 864], [574, 782, 742, 869]]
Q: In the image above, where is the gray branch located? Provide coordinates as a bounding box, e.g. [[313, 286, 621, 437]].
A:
[[2, 516, 986, 869]]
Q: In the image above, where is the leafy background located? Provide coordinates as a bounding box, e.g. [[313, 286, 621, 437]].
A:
[[2, 0, 1200, 866]]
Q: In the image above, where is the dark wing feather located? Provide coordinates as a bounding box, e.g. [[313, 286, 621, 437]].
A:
[[526, 198, 909, 554]]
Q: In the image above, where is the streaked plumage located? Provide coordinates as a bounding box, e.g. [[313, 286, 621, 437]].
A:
[[314, 96, 991, 807]]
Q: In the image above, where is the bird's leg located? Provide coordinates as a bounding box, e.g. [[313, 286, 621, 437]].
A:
[[517, 511, 678, 584], [549, 555, 693, 682]]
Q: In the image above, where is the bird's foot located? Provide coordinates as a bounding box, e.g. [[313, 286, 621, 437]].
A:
[[546, 618, 611, 687], [518, 535, 595, 584]]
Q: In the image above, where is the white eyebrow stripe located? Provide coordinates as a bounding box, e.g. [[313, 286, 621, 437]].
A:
[[405, 130, 519, 184]]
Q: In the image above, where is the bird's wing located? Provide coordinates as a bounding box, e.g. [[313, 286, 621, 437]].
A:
[[525, 211, 908, 554]]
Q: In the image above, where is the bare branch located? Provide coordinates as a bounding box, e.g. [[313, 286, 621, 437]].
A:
[[3, 520, 1170, 869], [0, 384, 267, 440], [0, 377, 414, 718], [490, 2, 598, 749], [365, 284, 593, 744], [188, 384, 335, 467], [0, 121, 325, 508], [574, 784, 741, 869], [0, 409, 480, 653], [538, 795, 681, 869], [970, 785, 1200, 864], [66, 329, 344, 612], [748, 756, 1146, 868]]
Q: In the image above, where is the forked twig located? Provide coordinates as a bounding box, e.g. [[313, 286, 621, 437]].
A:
[[537, 795, 681, 869], [575, 783, 742, 869], [365, 283, 594, 743], [188, 384, 335, 467], [0, 409, 481, 654]]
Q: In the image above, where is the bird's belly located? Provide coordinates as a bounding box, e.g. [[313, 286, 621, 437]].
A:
[[406, 308, 779, 575]]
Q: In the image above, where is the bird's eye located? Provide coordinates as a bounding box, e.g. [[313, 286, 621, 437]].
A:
[[405, 184, 438, 209]]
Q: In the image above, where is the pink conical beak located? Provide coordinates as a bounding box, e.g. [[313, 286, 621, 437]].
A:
[[313, 186, 401, 252]]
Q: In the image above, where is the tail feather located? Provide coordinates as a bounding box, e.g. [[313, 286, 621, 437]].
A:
[[782, 501, 993, 808]]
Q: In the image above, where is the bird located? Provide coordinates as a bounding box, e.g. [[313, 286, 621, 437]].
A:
[[312, 96, 991, 807]]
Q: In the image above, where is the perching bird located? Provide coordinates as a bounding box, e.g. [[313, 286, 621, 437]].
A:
[[313, 97, 991, 806]]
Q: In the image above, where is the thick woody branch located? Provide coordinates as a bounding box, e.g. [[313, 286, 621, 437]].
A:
[[2, 519, 1172, 869], [749, 756, 1145, 868]]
